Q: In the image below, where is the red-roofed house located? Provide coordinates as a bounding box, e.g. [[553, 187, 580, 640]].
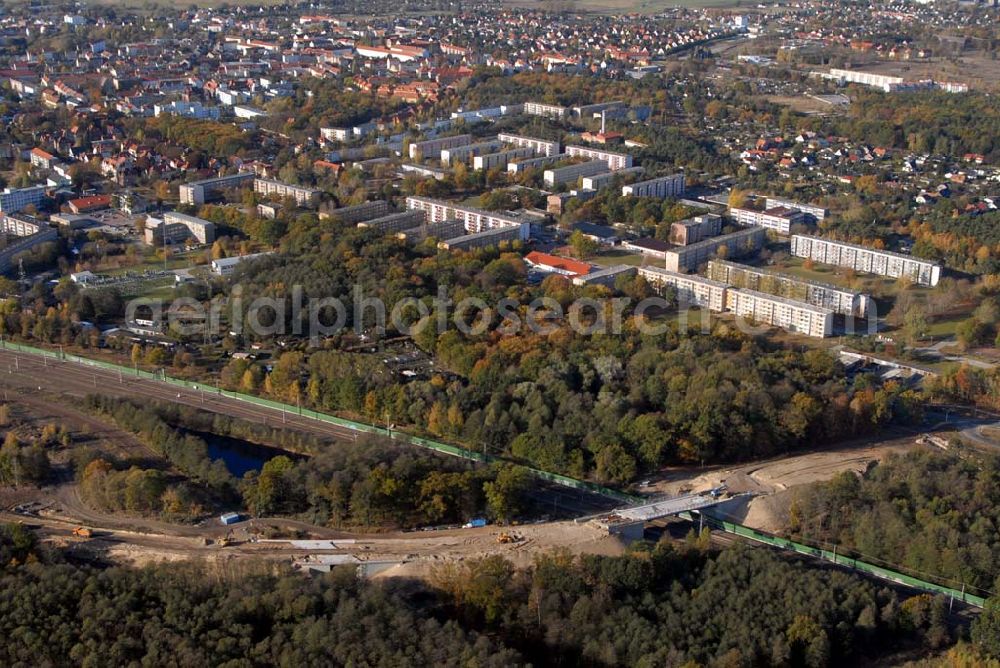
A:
[[524, 251, 592, 277], [68, 194, 111, 214], [30, 147, 56, 170]]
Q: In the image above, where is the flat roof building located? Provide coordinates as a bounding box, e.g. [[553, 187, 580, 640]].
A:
[[473, 147, 535, 171], [405, 196, 529, 239], [581, 166, 645, 192], [791, 234, 941, 287], [179, 173, 255, 206], [438, 225, 524, 251], [408, 134, 472, 161], [357, 210, 425, 234], [725, 288, 835, 338], [730, 206, 806, 235], [543, 159, 608, 187], [254, 178, 321, 208], [498, 133, 560, 157], [572, 264, 636, 287], [622, 173, 685, 199], [0, 185, 47, 214], [664, 226, 766, 273], [440, 140, 504, 166], [523, 101, 567, 119], [507, 153, 568, 174], [327, 200, 392, 224], [145, 212, 216, 245], [565, 145, 633, 171], [669, 214, 722, 246], [638, 267, 729, 311], [706, 259, 869, 317]]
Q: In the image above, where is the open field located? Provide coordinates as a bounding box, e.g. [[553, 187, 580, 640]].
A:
[[591, 248, 648, 267]]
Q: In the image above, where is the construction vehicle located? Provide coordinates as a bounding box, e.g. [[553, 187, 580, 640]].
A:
[[72, 527, 92, 538], [496, 532, 521, 544]]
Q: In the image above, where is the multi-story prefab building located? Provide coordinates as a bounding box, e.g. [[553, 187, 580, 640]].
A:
[[790, 234, 941, 287], [497, 133, 560, 157], [145, 212, 216, 245], [725, 288, 835, 338], [664, 226, 766, 273], [730, 206, 806, 235], [523, 102, 567, 119], [179, 173, 255, 206], [581, 166, 645, 191], [408, 134, 472, 161], [405, 196, 529, 238], [438, 225, 524, 251], [764, 197, 827, 221], [638, 266, 729, 311], [328, 200, 392, 224], [622, 173, 685, 199], [565, 145, 633, 171], [0, 226, 57, 273], [440, 140, 503, 166], [473, 147, 535, 171], [543, 159, 608, 187], [507, 153, 568, 174], [0, 185, 47, 214], [356, 210, 426, 234], [395, 219, 468, 244], [1, 213, 48, 237], [669, 214, 723, 246], [254, 179, 321, 208], [707, 260, 869, 317]]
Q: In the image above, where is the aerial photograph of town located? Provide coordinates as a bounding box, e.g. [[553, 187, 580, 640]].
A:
[[0, 0, 999, 664]]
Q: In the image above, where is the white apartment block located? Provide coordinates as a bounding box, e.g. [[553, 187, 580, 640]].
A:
[[725, 288, 834, 338], [408, 134, 472, 161], [826, 68, 903, 92], [405, 196, 529, 239], [581, 166, 645, 191], [254, 179, 321, 208], [357, 210, 425, 233], [1, 214, 48, 237], [507, 153, 568, 174], [791, 234, 941, 287], [764, 197, 827, 221], [707, 260, 869, 317], [145, 212, 215, 246], [730, 206, 806, 235], [638, 266, 729, 311], [622, 173, 685, 199], [565, 145, 633, 171], [438, 225, 524, 251], [473, 147, 535, 172], [543, 160, 608, 187], [329, 200, 391, 224], [498, 133, 560, 157], [179, 173, 255, 206], [664, 226, 766, 273], [523, 101, 567, 119], [440, 140, 503, 166], [0, 185, 46, 213]]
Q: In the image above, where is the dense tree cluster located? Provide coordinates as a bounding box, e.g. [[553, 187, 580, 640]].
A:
[[0, 523, 952, 667], [791, 450, 1000, 595]]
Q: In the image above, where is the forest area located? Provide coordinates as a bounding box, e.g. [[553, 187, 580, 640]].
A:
[[0, 522, 983, 667]]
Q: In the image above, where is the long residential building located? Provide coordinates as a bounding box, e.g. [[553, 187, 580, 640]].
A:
[[254, 178, 321, 208], [523, 101, 567, 119], [356, 210, 425, 234], [638, 266, 729, 311], [145, 211, 215, 245], [0, 185, 46, 214], [565, 145, 633, 171], [790, 234, 941, 287], [764, 197, 827, 221], [730, 206, 805, 235], [581, 166, 645, 191], [327, 200, 391, 224], [706, 259, 869, 317], [1, 213, 48, 237], [543, 159, 608, 187], [179, 172, 255, 206], [408, 134, 472, 161], [438, 225, 523, 251], [396, 219, 467, 244], [440, 140, 503, 166], [497, 133, 560, 157], [507, 153, 568, 174], [622, 173, 685, 199], [725, 288, 834, 338], [473, 147, 535, 171], [664, 226, 767, 273], [405, 196, 529, 238]]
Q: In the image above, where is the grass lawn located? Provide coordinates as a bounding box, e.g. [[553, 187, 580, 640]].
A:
[[591, 249, 648, 267]]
